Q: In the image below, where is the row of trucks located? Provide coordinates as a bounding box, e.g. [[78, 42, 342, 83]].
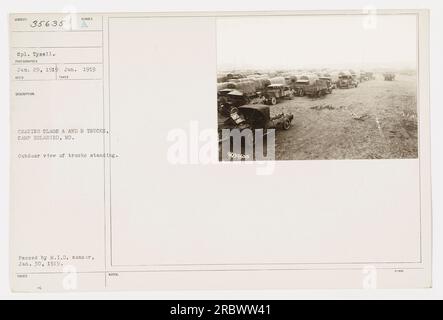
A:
[[217, 69, 378, 112], [337, 71, 359, 88], [217, 74, 334, 111]]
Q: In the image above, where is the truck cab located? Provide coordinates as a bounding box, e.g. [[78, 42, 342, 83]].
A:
[[264, 84, 294, 105], [338, 74, 358, 88]]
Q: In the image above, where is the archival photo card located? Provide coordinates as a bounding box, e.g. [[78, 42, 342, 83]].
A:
[[9, 10, 431, 292]]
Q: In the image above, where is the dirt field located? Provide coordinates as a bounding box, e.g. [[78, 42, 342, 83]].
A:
[[270, 74, 418, 160]]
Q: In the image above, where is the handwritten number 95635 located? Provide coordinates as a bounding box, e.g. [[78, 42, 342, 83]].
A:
[[30, 20, 65, 28]]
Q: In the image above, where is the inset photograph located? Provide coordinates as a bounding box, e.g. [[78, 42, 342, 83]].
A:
[[217, 15, 418, 160]]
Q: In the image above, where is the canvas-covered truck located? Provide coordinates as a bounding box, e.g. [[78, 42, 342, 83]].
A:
[[293, 75, 312, 96], [284, 75, 298, 87], [294, 75, 329, 97], [269, 76, 287, 85], [384, 72, 396, 81], [218, 80, 265, 107], [263, 84, 294, 105], [225, 89, 265, 107], [321, 73, 339, 89], [244, 76, 271, 92], [318, 76, 335, 93], [337, 72, 358, 88]]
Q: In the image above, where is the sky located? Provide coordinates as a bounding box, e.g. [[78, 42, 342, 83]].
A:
[[217, 14, 417, 70]]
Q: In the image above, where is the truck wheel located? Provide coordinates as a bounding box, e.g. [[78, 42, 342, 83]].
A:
[[283, 119, 291, 130], [270, 97, 277, 105]]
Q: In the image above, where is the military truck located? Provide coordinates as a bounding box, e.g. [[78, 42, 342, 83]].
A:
[[294, 75, 329, 97], [263, 84, 294, 105], [359, 71, 369, 82], [318, 76, 335, 93], [337, 72, 358, 88], [384, 73, 396, 81]]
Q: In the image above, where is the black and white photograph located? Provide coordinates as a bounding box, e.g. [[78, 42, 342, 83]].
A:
[[217, 14, 418, 160]]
